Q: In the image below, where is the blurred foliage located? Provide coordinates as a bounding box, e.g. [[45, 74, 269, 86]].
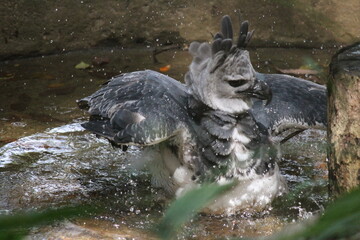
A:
[[273, 186, 360, 240], [1, 181, 358, 240], [0, 205, 97, 240], [156, 182, 234, 240], [0, 183, 360, 240], [156, 183, 360, 240]]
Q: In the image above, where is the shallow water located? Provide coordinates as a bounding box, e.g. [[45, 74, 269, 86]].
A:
[[0, 47, 332, 239]]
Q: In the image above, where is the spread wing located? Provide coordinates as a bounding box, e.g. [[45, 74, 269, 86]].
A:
[[251, 73, 327, 137], [78, 70, 191, 145]]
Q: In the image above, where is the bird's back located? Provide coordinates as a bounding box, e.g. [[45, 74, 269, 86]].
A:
[[252, 73, 327, 136]]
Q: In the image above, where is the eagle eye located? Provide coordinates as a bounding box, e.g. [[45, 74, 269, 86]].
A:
[[228, 79, 247, 88]]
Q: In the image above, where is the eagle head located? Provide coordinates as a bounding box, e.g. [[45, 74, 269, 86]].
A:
[[186, 15, 271, 114]]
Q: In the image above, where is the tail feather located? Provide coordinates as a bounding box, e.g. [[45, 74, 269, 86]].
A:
[[81, 119, 117, 141]]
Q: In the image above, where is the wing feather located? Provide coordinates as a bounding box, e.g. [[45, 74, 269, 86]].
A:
[[251, 73, 327, 136], [79, 70, 191, 145]]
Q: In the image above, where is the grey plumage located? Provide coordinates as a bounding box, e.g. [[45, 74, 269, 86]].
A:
[[80, 71, 191, 145], [210, 15, 327, 139], [78, 14, 325, 214], [237, 20, 249, 48], [251, 73, 327, 137], [221, 15, 233, 39]]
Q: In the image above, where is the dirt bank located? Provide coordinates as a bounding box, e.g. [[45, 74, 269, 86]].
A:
[[1, 0, 359, 60]]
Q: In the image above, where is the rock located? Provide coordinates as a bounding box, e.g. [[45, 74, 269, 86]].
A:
[[328, 42, 360, 196], [1, 0, 360, 60]]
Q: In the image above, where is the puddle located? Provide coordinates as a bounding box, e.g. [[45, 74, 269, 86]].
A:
[[0, 47, 332, 239]]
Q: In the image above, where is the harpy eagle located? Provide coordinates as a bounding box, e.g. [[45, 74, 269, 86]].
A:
[[78, 15, 325, 213], [192, 16, 327, 141]]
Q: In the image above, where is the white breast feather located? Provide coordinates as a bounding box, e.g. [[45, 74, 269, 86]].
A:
[[206, 165, 287, 214], [232, 128, 251, 144], [209, 95, 250, 113]]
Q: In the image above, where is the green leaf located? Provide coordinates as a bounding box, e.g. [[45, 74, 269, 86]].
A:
[[156, 182, 234, 240], [305, 187, 360, 240], [274, 187, 360, 240], [75, 61, 90, 69], [0, 205, 98, 240]]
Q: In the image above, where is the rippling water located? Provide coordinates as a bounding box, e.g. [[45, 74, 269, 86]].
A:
[[0, 47, 332, 239]]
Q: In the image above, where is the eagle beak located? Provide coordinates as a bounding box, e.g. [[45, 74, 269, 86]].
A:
[[246, 79, 272, 105]]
